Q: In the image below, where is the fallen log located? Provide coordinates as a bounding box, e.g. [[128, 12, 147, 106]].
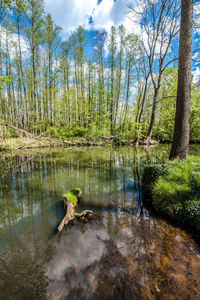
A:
[[58, 188, 92, 232]]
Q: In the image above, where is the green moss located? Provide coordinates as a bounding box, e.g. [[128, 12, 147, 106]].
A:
[[143, 156, 200, 231], [63, 188, 81, 206]]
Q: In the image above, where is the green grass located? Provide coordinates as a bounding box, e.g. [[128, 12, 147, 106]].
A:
[[151, 156, 200, 230]]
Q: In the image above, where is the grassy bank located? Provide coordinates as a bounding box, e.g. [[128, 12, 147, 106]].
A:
[[142, 156, 200, 231], [0, 134, 140, 150], [0, 137, 106, 150], [0, 137, 65, 150]]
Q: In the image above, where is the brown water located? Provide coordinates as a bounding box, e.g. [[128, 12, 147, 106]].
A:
[[0, 145, 200, 300]]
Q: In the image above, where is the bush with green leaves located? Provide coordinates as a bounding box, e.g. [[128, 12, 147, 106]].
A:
[[71, 127, 88, 137]]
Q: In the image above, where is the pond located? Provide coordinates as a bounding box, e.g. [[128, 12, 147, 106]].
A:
[[0, 145, 200, 300]]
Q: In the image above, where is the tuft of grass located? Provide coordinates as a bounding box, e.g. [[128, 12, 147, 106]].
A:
[[144, 156, 200, 231]]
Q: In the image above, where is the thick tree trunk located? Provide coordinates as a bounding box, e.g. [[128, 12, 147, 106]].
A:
[[170, 0, 193, 159]]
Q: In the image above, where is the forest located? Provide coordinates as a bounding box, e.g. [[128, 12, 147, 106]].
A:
[[1, 1, 200, 299], [0, 0, 199, 144]]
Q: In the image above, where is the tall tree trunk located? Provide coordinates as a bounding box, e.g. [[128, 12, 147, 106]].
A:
[[135, 73, 150, 141], [169, 0, 193, 159], [17, 16, 28, 128], [122, 55, 131, 131], [146, 74, 161, 140], [48, 51, 53, 125], [110, 57, 114, 135], [32, 47, 37, 129], [6, 28, 12, 123]]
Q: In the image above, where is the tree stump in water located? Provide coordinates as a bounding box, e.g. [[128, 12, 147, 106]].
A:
[[58, 188, 92, 232]]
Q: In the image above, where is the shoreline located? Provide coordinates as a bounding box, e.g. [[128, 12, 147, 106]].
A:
[[1, 137, 200, 151]]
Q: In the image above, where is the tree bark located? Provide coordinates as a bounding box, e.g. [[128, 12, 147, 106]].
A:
[[170, 0, 193, 159], [58, 198, 92, 232]]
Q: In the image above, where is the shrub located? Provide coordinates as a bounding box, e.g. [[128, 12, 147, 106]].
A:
[[190, 172, 200, 196], [182, 200, 200, 230], [71, 127, 88, 137], [143, 156, 200, 231]]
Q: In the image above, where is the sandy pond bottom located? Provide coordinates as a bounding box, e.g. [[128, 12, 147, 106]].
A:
[[46, 211, 200, 300], [0, 146, 200, 299]]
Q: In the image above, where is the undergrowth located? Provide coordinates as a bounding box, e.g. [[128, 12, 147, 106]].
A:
[[152, 156, 200, 230]]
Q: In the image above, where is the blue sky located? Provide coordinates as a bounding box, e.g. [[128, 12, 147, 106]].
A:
[[44, 0, 137, 60], [43, 0, 200, 81], [0, 0, 199, 81], [44, 0, 131, 35]]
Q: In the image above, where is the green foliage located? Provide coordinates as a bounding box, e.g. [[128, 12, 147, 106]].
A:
[[112, 136, 123, 147], [44, 126, 89, 139], [150, 156, 200, 230], [152, 69, 200, 142], [44, 127, 61, 139], [152, 68, 177, 141], [0, 125, 19, 138], [190, 87, 200, 141], [0, 0, 199, 143], [190, 171, 200, 196], [182, 200, 200, 230], [0, 0, 27, 23], [71, 127, 88, 137], [0, 76, 11, 89]]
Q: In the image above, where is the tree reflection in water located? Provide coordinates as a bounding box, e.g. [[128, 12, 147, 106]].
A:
[[0, 146, 200, 299]]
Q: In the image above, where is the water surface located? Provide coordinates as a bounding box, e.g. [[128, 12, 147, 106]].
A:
[[0, 145, 200, 300]]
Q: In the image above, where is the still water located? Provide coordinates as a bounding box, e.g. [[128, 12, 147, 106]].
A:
[[0, 145, 200, 300]]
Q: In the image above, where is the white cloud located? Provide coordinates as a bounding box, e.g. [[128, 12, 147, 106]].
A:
[[90, 0, 129, 31], [45, 0, 137, 35], [90, 0, 140, 55], [193, 67, 200, 83], [44, 0, 141, 57], [0, 25, 28, 58], [194, 2, 200, 34], [45, 0, 97, 34]]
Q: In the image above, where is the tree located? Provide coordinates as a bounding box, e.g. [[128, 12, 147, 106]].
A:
[[113, 25, 125, 131], [25, 0, 44, 129], [69, 26, 86, 126], [108, 26, 117, 135], [129, 0, 179, 142], [0, 0, 26, 24], [43, 13, 61, 125], [94, 30, 107, 128], [60, 40, 71, 125], [169, 0, 193, 159]]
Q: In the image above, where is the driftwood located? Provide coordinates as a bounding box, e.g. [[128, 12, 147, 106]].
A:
[[58, 188, 92, 232]]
